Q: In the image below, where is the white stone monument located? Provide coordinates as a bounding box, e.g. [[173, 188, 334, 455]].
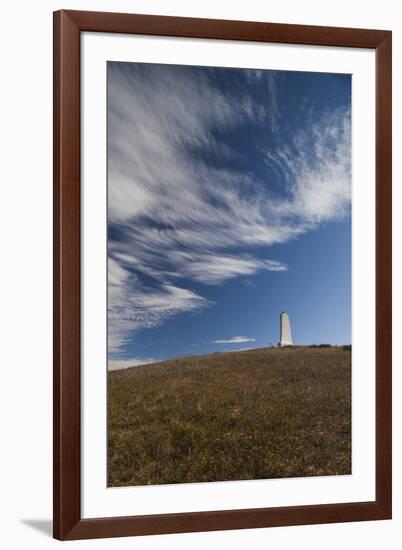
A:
[[279, 312, 294, 346]]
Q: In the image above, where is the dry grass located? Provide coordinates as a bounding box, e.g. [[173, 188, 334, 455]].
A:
[[108, 346, 351, 487]]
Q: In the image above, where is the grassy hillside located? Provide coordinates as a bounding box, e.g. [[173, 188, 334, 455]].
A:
[[108, 346, 351, 487]]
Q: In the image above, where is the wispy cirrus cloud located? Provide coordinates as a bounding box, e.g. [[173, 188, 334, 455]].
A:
[[107, 63, 351, 358], [265, 107, 351, 224], [168, 253, 288, 285], [108, 257, 210, 354], [212, 336, 256, 345]]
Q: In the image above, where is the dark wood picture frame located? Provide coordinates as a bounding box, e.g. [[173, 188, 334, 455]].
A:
[[53, 10, 392, 541]]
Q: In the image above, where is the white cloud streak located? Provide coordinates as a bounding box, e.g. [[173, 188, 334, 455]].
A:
[[108, 257, 210, 354], [212, 336, 256, 344], [266, 108, 351, 223]]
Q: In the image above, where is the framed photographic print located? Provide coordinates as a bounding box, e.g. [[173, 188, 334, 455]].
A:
[[53, 10, 392, 540]]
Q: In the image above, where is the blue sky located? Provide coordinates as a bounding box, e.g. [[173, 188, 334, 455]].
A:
[[107, 62, 351, 370]]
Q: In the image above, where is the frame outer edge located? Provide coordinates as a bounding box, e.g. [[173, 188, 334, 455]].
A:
[[375, 32, 392, 518], [65, 9, 389, 48], [53, 10, 392, 540], [65, 501, 389, 540], [53, 10, 82, 540], [53, 9, 61, 540]]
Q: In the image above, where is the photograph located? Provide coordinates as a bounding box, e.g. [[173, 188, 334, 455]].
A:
[[107, 61, 352, 488]]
